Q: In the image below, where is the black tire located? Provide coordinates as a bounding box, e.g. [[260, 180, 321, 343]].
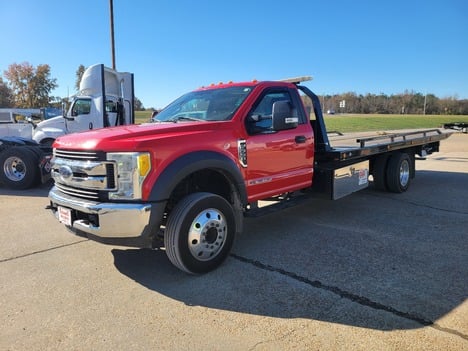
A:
[[24, 145, 44, 159], [0, 147, 39, 189], [40, 138, 55, 147], [372, 155, 389, 191], [386, 152, 412, 193], [164, 192, 237, 274]]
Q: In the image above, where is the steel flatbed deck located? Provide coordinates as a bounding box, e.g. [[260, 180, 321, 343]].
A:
[[321, 128, 453, 163], [299, 85, 453, 167]]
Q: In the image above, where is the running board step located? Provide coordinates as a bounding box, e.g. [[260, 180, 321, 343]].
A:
[[245, 192, 311, 218]]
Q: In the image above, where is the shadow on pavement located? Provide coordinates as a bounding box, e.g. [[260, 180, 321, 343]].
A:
[[112, 170, 468, 333], [0, 180, 53, 198]]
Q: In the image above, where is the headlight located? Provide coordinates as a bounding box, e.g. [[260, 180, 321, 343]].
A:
[[107, 152, 151, 200]]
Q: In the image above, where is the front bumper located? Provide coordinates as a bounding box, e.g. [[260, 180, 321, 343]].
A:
[[48, 186, 153, 241]]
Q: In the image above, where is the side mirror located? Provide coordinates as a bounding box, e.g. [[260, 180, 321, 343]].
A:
[[151, 110, 159, 118], [62, 102, 75, 120], [25, 116, 37, 129], [272, 101, 298, 131]]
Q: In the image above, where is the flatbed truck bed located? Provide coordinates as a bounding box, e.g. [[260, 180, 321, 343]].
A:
[[324, 128, 452, 162]]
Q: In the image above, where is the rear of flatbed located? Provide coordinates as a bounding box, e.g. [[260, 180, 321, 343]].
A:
[[298, 84, 453, 199], [323, 128, 452, 162], [310, 128, 452, 199]]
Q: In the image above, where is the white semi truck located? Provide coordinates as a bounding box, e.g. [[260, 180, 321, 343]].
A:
[[0, 64, 135, 189]]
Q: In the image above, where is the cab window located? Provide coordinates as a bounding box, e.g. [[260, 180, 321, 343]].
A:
[[105, 100, 118, 113], [71, 99, 92, 116], [247, 91, 293, 134]]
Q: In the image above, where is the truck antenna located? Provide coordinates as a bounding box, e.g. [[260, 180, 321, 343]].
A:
[[109, 0, 116, 69]]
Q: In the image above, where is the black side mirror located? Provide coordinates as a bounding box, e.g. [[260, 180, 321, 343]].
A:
[[272, 101, 298, 131], [63, 102, 75, 120], [25, 116, 37, 129]]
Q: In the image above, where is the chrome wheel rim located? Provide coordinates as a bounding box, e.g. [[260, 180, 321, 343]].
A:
[[400, 160, 410, 187], [3, 156, 26, 181], [188, 208, 227, 261]]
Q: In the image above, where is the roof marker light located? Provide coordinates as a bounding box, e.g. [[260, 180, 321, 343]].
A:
[[278, 76, 313, 84]]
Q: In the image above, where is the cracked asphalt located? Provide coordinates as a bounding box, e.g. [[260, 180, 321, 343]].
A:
[[1, 133, 467, 350]]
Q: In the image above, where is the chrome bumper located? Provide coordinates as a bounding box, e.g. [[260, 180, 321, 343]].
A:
[[48, 186, 151, 239]]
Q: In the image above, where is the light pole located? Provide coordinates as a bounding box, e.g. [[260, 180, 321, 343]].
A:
[[423, 93, 427, 115], [109, 0, 116, 69]]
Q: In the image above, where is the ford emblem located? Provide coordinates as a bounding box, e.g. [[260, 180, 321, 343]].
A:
[[58, 165, 73, 181]]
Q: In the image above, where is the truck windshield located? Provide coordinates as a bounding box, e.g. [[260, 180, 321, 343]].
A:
[[153, 86, 253, 122]]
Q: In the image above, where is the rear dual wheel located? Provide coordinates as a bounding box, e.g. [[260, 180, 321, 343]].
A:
[[386, 152, 411, 193], [0, 147, 40, 189], [373, 152, 412, 193], [164, 192, 237, 274]]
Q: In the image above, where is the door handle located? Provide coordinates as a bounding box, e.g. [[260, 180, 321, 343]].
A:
[[295, 135, 306, 144]]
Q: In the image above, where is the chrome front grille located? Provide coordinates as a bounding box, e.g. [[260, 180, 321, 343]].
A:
[[51, 158, 115, 189], [54, 183, 100, 200], [53, 149, 104, 161], [52, 148, 116, 201]]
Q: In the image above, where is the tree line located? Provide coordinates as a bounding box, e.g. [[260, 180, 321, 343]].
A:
[[1, 62, 467, 115], [305, 91, 468, 115], [0, 62, 57, 108], [1, 62, 144, 110]]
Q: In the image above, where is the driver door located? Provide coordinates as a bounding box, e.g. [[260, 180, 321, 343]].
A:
[[65, 98, 95, 134], [244, 88, 314, 201]]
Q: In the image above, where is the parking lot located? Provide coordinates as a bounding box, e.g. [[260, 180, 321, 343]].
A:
[[1, 133, 467, 350]]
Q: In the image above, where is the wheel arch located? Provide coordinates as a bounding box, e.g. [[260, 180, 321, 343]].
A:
[[0, 136, 39, 148], [149, 151, 247, 209], [371, 149, 416, 179]]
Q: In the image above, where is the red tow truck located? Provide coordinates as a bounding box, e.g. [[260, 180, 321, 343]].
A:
[[47, 77, 451, 274]]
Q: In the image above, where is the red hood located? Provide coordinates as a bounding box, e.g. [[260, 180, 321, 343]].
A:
[[53, 122, 224, 151]]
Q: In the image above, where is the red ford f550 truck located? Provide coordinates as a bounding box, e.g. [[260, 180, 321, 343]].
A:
[[48, 77, 451, 274]]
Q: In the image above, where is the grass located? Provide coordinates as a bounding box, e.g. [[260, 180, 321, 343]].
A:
[[135, 110, 468, 133], [135, 110, 153, 123], [322, 114, 468, 133]]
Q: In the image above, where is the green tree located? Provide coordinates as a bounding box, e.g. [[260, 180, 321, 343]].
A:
[[4, 62, 57, 107], [0, 77, 13, 107], [75, 64, 86, 91], [134, 96, 144, 110]]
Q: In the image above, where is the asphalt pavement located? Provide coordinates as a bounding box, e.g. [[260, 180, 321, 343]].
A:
[[1, 133, 467, 350]]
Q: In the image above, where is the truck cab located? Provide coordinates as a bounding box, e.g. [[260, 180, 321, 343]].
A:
[[32, 64, 134, 145], [0, 64, 134, 190]]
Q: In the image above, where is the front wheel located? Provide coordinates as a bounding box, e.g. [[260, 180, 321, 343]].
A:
[[164, 192, 237, 274]]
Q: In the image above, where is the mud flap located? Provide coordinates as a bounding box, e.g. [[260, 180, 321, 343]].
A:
[[39, 154, 52, 184]]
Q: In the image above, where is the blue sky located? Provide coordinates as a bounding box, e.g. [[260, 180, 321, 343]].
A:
[[1, 0, 467, 109]]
